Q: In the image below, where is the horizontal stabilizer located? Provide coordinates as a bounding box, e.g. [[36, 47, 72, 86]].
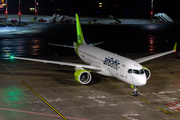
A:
[[49, 43, 75, 48], [90, 42, 104, 46]]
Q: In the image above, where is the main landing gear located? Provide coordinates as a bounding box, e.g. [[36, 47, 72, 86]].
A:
[[131, 85, 139, 96]]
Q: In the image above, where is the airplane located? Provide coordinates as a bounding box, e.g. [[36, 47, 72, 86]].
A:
[[4, 13, 177, 96]]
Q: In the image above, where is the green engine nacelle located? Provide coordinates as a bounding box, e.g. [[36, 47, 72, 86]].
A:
[[74, 69, 92, 84]]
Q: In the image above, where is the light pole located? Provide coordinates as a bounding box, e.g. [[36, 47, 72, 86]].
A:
[[35, 0, 36, 20], [5, 0, 7, 19], [151, 0, 153, 19], [19, 0, 21, 24]]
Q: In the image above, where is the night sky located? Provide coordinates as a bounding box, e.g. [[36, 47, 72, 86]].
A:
[[2, 0, 180, 19]]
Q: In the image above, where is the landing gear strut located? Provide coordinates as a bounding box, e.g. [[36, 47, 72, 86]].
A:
[[131, 85, 139, 96]]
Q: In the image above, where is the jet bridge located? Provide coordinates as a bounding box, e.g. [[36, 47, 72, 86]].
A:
[[154, 13, 173, 22], [49, 14, 60, 23], [56, 15, 65, 23], [109, 15, 121, 24], [49, 14, 71, 23]]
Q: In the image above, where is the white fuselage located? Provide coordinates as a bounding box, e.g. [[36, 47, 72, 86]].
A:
[[78, 44, 147, 86]]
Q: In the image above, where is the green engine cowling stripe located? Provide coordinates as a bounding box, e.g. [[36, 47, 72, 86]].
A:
[[143, 66, 148, 69], [74, 69, 89, 83]]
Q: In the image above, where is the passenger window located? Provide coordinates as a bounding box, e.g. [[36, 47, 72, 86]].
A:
[[128, 69, 132, 73]]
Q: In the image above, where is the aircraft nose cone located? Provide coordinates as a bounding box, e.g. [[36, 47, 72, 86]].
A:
[[133, 75, 147, 86], [140, 79, 147, 86], [136, 76, 147, 86]]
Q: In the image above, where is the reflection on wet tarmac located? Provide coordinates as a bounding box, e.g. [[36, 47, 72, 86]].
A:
[[146, 35, 156, 53], [0, 23, 179, 59], [0, 38, 49, 59]]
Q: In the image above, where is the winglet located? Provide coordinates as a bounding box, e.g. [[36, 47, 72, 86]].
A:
[[173, 43, 177, 52], [3, 49, 14, 59]]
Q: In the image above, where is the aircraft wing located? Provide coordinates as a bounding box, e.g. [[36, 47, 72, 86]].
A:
[[11, 56, 102, 71], [135, 43, 177, 63], [49, 43, 76, 48]]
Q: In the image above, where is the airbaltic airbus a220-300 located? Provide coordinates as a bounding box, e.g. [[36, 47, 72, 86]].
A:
[[5, 14, 177, 96]]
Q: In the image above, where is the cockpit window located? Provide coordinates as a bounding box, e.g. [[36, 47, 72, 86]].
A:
[[128, 69, 132, 73], [133, 70, 140, 74], [139, 69, 144, 74], [128, 69, 144, 75]]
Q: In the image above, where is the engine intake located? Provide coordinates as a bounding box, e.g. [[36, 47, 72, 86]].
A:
[[74, 69, 92, 84], [143, 67, 151, 80]]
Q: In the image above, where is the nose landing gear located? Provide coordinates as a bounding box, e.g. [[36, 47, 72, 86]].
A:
[[131, 85, 139, 96]]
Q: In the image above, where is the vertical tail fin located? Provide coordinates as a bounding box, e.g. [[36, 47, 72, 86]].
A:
[[76, 13, 86, 45]]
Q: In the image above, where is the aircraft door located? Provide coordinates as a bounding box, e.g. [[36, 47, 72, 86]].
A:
[[120, 64, 125, 77], [98, 57, 102, 64]]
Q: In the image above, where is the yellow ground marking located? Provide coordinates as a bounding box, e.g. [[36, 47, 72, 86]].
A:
[[113, 85, 120, 89], [126, 91, 132, 95], [141, 99, 150, 104], [172, 115, 180, 117], [102, 79, 109, 83], [100, 72, 179, 120], [0, 62, 67, 120], [158, 107, 169, 114], [169, 111, 180, 113], [3, 49, 11, 57]]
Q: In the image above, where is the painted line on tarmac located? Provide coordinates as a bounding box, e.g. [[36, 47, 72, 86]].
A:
[[101, 79, 133, 95], [169, 111, 180, 113], [0, 107, 89, 120], [158, 107, 169, 114], [126, 91, 132, 95], [0, 62, 68, 120], [113, 85, 120, 89], [101, 79, 151, 102], [141, 99, 150, 104], [158, 106, 180, 119], [101, 76, 180, 120], [172, 115, 180, 117], [102, 79, 109, 83]]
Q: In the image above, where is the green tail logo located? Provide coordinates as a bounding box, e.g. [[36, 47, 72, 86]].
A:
[[76, 13, 85, 45]]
